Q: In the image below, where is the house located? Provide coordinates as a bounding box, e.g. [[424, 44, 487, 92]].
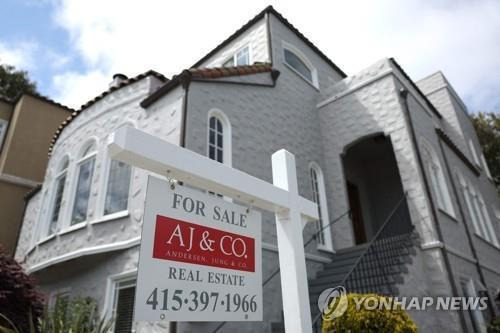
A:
[[14, 6, 500, 333], [0, 93, 72, 255]]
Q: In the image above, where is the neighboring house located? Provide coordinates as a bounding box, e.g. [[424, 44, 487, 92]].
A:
[[14, 6, 500, 333], [0, 93, 72, 255]]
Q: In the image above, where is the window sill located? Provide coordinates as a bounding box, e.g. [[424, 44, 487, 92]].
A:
[[58, 222, 87, 236], [438, 208, 458, 222], [473, 233, 500, 250], [283, 62, 319, 91], [37, 234, 57, 246], [91, 210, 129, 225], [317, 244, 335, 254]]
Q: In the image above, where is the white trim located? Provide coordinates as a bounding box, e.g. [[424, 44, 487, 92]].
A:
[[480, 154, 493, 179], [103, 269, 138, 319], [207, 109, 232, 167], [27, 236, 140, 274], [309, 162, 334, 252], [57, 221, 86, 236], [262, 241, 331, 263], [468, 139, 481, 167], [282, 41, 319, 89], [90, 210, 129, 225], [0, 172, 39, 187], [44, 157, 70, 238]]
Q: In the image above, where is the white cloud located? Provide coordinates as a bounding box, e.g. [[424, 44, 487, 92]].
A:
[[52, 70, 109, 108], [0, 41, 37, 70], [50, 0, 500, 112]]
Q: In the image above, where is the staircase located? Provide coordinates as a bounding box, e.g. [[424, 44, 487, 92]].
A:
[[271, 194, 418, 333]]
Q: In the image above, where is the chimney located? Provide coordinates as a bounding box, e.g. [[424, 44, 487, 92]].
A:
[[109, 73, 128, 88]]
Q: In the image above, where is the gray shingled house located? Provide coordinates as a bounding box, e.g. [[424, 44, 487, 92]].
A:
[[15, 6, 500, 333]]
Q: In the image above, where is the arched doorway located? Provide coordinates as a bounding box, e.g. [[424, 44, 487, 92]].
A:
[[342, 134, 412, 244]]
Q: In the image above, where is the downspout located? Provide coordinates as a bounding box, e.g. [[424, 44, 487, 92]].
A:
[[437, 138, 496, 318], [179, 71, 193, 148], [398, 88, 468, 332]]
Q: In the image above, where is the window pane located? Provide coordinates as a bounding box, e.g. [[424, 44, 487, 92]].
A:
[[310, 168, 325, 245], [104, 160, 131, 215], [48, 174, 66, 235], [208, 116, 223, 164], [236, 47, 249, 66], [114, 284, 135, 333], [71, 157, 95, 224], [284, 49, 312, 82], [0, 119, 8, 149]]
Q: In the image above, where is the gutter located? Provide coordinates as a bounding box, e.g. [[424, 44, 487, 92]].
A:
[[399, 88, 468, 332]]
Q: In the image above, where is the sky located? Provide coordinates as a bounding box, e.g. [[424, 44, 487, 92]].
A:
[[0, 0, 499, 113]]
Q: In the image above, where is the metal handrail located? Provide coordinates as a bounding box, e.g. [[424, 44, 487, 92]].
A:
[[211, 209, 351, 333], [311, 192, 409, 327]]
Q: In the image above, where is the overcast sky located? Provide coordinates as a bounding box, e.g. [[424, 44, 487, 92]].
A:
[[1, 0, 499, 113]]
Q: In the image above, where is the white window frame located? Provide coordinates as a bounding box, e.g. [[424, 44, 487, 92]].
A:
[[65, 139, 98, 230], [420, 139, 456, 218], [0, 118, 8, 149], [469, 139, 481, 167], [103, 269, 137, 328], [45, 156, 70, 237], [309, 162, 334, 252], [457, 171, 500, 248], [207, 109, 232, 167], [282, 41, 319, 89], [222, 45, 251, 67], [480, 154, 492, 179]]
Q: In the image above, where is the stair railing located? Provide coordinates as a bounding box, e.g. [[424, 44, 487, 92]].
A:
[[211, 209, 351, 333], [312, 192, 413, 331]]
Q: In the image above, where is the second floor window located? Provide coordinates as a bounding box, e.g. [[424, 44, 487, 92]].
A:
[[104, 160, 131, 215], [284, 48, 312, 82], [71, 143, 96, 225], [223, 46, 250, 67], [47, 158, 69, 235], [208, 116, 224, 163], [310, 167, 325, 245]]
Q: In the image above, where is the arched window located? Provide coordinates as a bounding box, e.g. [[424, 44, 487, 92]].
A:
[[207, 110, 231, 166], [310, 162, 333, 251], [456, 171, 499, 247], [47, 156, 69, 235], [420, 139, 455, 217], [71, 141, 97, 225], [468, 139, 480, 166], [282, 42, 318, 88], [103, 125, 133, 216]]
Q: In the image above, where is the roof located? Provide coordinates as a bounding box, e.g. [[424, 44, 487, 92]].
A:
[[48, 70, 167, 156], [141, 63, 274, 108], [389, 58, 443, 119], [192, 6, 346, 78]]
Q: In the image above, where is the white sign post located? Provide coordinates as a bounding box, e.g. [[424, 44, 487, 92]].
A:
[[108, 126, 318, 333], [135, 176, 262, 321]]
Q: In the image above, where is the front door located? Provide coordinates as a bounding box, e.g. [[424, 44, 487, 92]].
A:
[[347, 182, 367, 244]]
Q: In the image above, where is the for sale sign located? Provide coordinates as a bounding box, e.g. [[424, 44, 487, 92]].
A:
[[134, 176, 262, 322]]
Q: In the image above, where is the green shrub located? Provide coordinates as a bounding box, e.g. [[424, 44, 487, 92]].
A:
[[488, 317, 500, 333], [0, 296, 112, 333], [322, 293, 418, 333]]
